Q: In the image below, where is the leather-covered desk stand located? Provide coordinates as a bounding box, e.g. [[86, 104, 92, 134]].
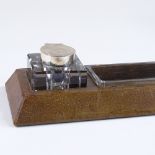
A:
[[5, 63, 155, 126]]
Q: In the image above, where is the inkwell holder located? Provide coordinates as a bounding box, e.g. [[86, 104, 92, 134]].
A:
[[6, 43, 155, 126]]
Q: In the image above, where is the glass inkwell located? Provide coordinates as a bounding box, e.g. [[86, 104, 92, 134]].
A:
[[27, 43, 87, 90]]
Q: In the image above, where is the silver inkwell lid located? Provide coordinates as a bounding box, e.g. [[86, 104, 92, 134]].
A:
[[40, 43, 75, 66]]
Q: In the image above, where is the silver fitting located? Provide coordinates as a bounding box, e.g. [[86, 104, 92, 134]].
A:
[[40, 43, 75, 66]]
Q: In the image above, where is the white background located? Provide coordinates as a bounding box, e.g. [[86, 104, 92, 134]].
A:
[[0, 0, 155, 154]]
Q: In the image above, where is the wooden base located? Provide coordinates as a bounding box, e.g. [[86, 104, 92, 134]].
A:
[[5, 68, 155, 126]]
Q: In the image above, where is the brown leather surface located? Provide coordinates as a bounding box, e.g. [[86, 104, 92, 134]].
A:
[[5, 68, 155, 126]]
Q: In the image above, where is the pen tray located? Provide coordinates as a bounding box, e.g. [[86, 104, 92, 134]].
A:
[[5, 62, 155, 126]]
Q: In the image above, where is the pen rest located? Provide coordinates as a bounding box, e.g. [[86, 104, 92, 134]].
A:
[[5, 62, 155, 126]]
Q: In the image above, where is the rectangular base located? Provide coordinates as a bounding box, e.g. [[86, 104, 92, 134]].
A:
[[5, 68, 155, 126]]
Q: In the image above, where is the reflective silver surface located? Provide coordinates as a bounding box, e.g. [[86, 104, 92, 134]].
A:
[[40, 43, 75, 66]]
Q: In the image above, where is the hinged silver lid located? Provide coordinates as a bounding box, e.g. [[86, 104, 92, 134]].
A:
[[40, 43, 75, 66]]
